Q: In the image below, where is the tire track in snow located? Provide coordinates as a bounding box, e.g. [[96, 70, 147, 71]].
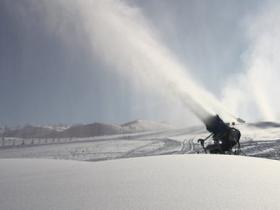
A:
[[119, 138, 181, 159]]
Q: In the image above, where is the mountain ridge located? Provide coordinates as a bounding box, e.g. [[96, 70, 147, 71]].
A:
[[2, 120, 174, 138]]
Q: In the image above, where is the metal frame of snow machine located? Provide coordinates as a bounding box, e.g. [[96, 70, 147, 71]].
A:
[[198, 115, 241, 154]]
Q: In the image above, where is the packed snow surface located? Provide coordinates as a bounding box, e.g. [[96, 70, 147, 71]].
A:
[[0, 155, 280, 210], [1, 122, 280, 161]]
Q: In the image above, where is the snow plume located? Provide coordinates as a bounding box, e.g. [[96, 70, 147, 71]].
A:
[[38, 0, 236, 123], [222, 1, 280, 122]]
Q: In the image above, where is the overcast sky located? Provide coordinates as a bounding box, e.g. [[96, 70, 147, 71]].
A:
[[0, 0, 268, 126]]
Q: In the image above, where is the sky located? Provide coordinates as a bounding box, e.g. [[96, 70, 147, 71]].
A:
[[1, 0, 278, 126]]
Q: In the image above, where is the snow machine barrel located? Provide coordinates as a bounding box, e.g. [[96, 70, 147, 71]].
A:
[[199, 115, 241, 154], [204, 115, 229, 136]]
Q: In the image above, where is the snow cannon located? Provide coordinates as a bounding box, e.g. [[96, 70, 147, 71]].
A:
[[198, 115, 241, 154]]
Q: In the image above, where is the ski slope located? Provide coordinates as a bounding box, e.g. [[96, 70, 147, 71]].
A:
[[1, 122, 280, 161], [0, 155, 280, 210]]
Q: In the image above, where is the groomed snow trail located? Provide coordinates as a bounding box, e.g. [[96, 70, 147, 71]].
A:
[[1, 123, 280, 161]]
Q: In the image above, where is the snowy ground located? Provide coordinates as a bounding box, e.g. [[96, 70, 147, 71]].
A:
[[1, 123, 280, 161], [1, 124, 280, 210], [1, 155, 280, 210]]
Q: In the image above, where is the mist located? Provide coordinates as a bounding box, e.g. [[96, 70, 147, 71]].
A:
[[42, 0, 238, 125], [222, 0, 280, 122]]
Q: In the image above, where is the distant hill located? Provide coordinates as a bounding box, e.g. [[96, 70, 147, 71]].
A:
[[249, 121, 280, 128], [57, 123, 122, 138], [4, 125, 55, 138], [3, 120, 174, 138]]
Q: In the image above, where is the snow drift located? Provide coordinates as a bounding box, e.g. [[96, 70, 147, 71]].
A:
[[1, 155, 280, 210]]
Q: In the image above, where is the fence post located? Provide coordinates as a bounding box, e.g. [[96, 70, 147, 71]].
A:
[[1, 135, 4, 147]]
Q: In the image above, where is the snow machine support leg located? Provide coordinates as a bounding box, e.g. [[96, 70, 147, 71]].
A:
[[197, 133, 213, 154], [198, 139, 206, 153]]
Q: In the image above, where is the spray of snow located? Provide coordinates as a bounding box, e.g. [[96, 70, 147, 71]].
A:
[[222, 1, 280, 122], [21, 0, 239, 124], [62, 0, 237, 123]]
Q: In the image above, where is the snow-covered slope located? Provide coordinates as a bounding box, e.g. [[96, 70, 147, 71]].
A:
[[3, 125, 55, 138], [3, 120, 175, 138], [1, 122, 280, 161], [58, 122, 122, 137], [0, 155, 280, 210]]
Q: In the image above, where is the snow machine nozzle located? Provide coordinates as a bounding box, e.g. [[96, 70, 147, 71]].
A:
[[204, 115, 229, 135]]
